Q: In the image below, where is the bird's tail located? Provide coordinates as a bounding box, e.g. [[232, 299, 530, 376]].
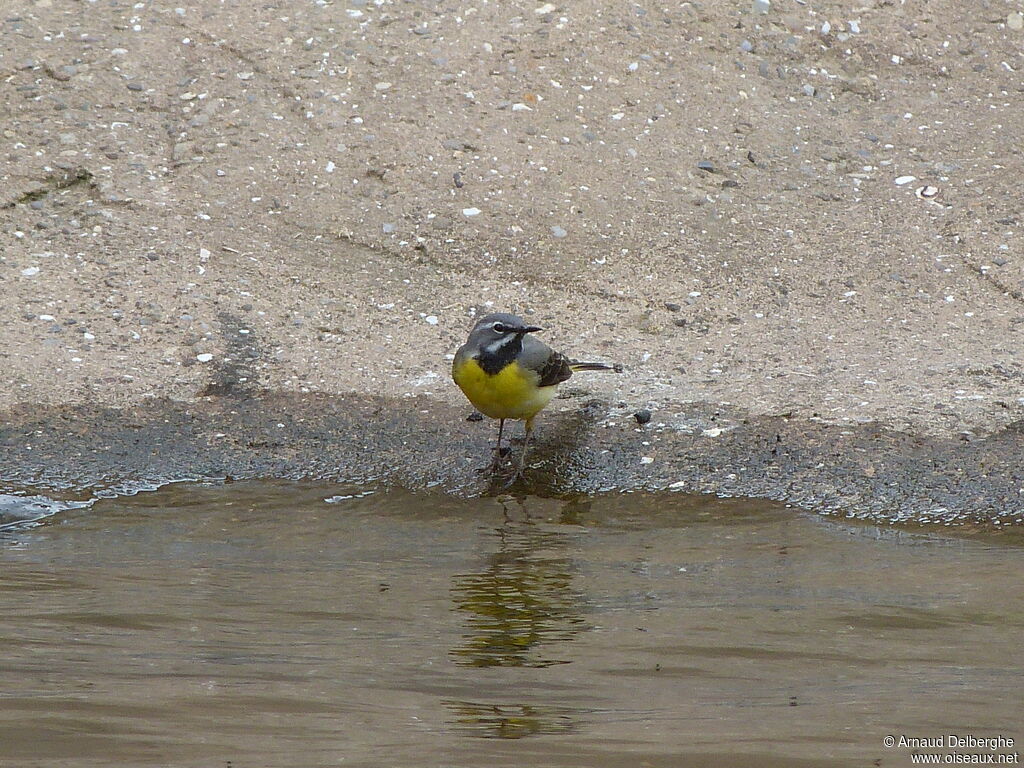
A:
[[570, 361, 624, 373]]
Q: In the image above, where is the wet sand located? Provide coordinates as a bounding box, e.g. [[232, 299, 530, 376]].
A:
[[1, 394, 1021, 527]]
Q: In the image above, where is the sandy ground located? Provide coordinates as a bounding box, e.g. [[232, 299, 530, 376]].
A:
[[2, 0, 1023, 519]]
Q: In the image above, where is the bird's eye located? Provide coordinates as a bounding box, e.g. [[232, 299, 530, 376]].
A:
[[492, 322, 507, 333]]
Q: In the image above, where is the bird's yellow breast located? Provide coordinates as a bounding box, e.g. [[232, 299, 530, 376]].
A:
[[452, 357, 557, 421]]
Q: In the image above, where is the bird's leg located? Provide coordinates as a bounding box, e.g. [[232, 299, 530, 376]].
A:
[[513, 417, 534, 479], [489, 418, 506, 470]]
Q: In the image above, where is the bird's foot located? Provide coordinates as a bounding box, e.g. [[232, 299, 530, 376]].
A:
[[498, 468, 523, 490], [476, 446, 511, 474]]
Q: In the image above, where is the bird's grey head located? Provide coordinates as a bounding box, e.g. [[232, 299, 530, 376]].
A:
[[468, 312, 543, 356]]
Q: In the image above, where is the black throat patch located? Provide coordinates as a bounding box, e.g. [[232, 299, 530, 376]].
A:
[[476, 334, 523, 375]]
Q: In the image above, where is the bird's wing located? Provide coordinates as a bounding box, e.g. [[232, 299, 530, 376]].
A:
[[520, 336, 573, 387]]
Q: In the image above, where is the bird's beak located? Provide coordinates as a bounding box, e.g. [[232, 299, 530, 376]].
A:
[[518, 325, 543, 334]]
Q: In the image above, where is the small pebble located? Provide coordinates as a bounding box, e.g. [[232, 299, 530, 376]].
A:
[[462, 207, 481, 217], [640, 456, 654, 465], [21, 267, 40, 277], [551, 225, 567, 238], [467, 411, 484, 422], [634, 409, 652, 425], [894, 175, 916, 185], [1009, 12, 1024, 31], [697, 160, 715, 172], [751, 0, 770, 13], [196, 353, 214, 362], [424, 315, 439, 325], [382, 222, 396, 234]]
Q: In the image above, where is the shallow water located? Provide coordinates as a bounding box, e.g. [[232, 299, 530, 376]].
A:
[[1, 482, 1022, 767]]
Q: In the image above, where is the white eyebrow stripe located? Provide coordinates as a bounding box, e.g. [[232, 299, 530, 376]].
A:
[[483, 334, 515, 355]]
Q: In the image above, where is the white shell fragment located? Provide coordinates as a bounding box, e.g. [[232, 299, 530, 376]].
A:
[[915, 185, 939, 199], [461, 207, 482, 217], [894, 175, 916, 186]]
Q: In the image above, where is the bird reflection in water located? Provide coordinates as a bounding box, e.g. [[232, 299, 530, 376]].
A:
[[449, 496, 590, 668], [446, 497, 591, 738]]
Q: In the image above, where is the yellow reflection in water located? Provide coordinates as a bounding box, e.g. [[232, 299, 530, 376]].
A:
[[442, 700, 579, 739]]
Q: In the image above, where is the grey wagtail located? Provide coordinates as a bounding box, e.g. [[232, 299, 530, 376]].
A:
[[452, 312, 620, 477]]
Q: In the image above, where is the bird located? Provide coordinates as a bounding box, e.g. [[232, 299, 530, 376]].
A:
[[452, 312, 620, 479]]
